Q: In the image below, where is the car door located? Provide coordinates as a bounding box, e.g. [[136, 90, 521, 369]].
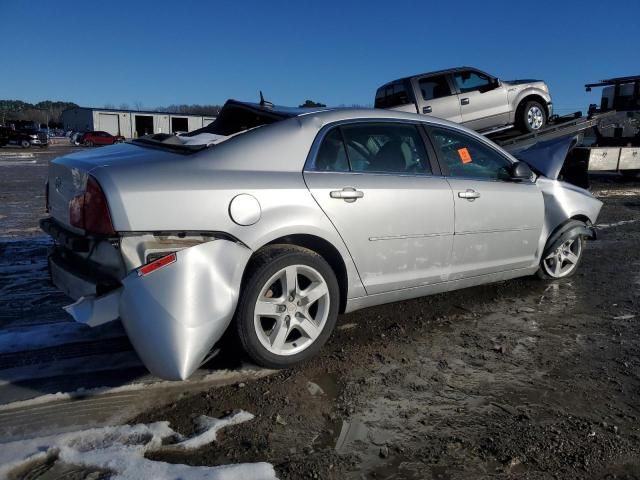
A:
[[304, 121, 454, 295], [412, 74, 463, 123], [99, 132, 111, 145], [426, 125, 544, 280], [452, 69, 510, 131]]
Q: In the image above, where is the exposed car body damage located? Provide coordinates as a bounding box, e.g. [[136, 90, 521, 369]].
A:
[[43, 101, 602, 380]]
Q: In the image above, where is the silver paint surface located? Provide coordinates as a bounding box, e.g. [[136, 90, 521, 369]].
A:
[[45, 107, 603, 380]]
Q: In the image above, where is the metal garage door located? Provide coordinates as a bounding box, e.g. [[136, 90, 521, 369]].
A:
[[98, 113, 120, 136]]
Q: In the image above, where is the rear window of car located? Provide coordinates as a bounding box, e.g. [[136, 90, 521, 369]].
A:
[[375, 81, 412, 109]]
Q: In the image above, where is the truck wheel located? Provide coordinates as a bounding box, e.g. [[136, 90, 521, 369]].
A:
[[20, 140, 31, 149], [518, 100, 547, 133], [235, 245, 340, 369]]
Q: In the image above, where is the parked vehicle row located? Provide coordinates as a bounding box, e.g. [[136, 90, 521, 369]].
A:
[[0, 126, 48, 148], [67, 130, 125, 147], [42, 99, 601, 380]]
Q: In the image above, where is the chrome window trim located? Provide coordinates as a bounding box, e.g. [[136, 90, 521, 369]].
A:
[[303, 118, 439, 178]]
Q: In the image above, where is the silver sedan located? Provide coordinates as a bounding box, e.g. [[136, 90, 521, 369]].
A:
[[41, 100, 602, 380]]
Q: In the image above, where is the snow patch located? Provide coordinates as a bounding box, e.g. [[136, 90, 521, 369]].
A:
[[596, 219, 639, 229], [0, 365, 272, 410], [0, 410, 277, 480], [0, 321, 124, 354]]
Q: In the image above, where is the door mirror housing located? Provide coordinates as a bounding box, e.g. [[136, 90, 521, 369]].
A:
[[510, 161, 534, 181]]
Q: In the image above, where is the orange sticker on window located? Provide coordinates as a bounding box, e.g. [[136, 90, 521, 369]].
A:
[[457, 147, 472, 164]]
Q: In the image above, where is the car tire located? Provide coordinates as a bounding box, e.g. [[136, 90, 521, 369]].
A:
[[518, 100, 547, 133], [536, 235, 585, 280], [235, 245, 340, 369], [20, 140, 31, 149], [85, 140, 94, 147]]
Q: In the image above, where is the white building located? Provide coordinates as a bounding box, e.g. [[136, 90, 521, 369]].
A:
[[62, 107, 216, 138]]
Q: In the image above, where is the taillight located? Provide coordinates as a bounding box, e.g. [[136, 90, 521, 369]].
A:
[[69, 176, 116, 235], [137, 252, 177, 277]]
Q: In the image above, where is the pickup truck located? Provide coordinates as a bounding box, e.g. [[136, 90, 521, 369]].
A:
[[375, 66, 553, 134], [0, 126, 48, 148]]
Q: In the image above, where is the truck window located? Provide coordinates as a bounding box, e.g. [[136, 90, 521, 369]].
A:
[[418, 75, 452, 101], [374, 81, 411, 109], [453, 71, 491, 93]]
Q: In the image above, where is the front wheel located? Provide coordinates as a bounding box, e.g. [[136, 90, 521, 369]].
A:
[[20, 140, 31, 149], [235, 245, 339, 369], [537, 236, 585, 280], [84, 140, 94, 147], [518, 100, 547, 133]]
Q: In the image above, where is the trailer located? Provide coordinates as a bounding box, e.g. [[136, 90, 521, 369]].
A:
[[481, 75, 640, 182]]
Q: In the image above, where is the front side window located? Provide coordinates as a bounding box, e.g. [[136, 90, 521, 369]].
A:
[[419, 75, 452, 101], [429, 127, 512, 180], [311, 123, 432, 175], [453, 70, 491, 93]]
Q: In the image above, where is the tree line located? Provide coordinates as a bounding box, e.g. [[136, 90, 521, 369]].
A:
[[0, 100, 79, 127]]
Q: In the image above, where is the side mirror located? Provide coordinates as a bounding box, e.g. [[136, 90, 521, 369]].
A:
[[511, 161, 533, 181]]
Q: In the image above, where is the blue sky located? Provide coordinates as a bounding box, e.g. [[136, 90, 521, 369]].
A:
[[1, 0, 638, 113]]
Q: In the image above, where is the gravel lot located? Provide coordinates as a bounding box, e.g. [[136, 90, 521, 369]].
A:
[[1, 145, 639, 479]]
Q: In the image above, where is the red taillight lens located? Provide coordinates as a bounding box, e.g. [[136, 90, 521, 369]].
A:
[[69, 176, 116, 235], [137, 253, 177, 277]]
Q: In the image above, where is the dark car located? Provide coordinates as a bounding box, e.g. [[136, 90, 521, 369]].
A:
[[0, 126, 48, 148], [80, 131, 125, 147]]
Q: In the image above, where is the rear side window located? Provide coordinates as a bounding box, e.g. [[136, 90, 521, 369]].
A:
[[311, 123, 432, 175], [419, 75, 452, 101], [314, 128, 349, 172], [429, 127, 511, 180], [374, 81, 411, 109]]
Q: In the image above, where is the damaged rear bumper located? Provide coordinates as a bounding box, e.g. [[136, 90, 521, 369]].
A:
[[50, 239, 252, 380]]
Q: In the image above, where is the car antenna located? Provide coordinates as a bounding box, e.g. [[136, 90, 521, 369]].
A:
[[259, 91, 274, 109]]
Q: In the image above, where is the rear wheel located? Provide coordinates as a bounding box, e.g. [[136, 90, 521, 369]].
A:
[[235, 245, 339, 369], [84, 140, 94, 147], [537, 236, 585, 280], [518, 100, 547, 133]]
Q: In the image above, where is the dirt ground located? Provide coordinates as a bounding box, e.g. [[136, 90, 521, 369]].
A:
[[133, 176, 640, 479]]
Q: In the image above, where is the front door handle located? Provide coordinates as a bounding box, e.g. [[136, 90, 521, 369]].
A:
[[458, 189, 480, 201], [423, 106, 432, 114], [330, 187, 364, 203], [461, 97, 470, 105]]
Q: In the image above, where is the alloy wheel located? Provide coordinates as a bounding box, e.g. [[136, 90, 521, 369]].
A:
[[542, 238, 582, 278], [527, 105, 544, 130], [253, 264, 330, 356]]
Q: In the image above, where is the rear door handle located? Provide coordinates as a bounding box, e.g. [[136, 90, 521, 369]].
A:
[[458, 189, 480, 200], [461, 97, 470, 105], [330, 187, 364, 203], [423, 106, 432, 114]]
